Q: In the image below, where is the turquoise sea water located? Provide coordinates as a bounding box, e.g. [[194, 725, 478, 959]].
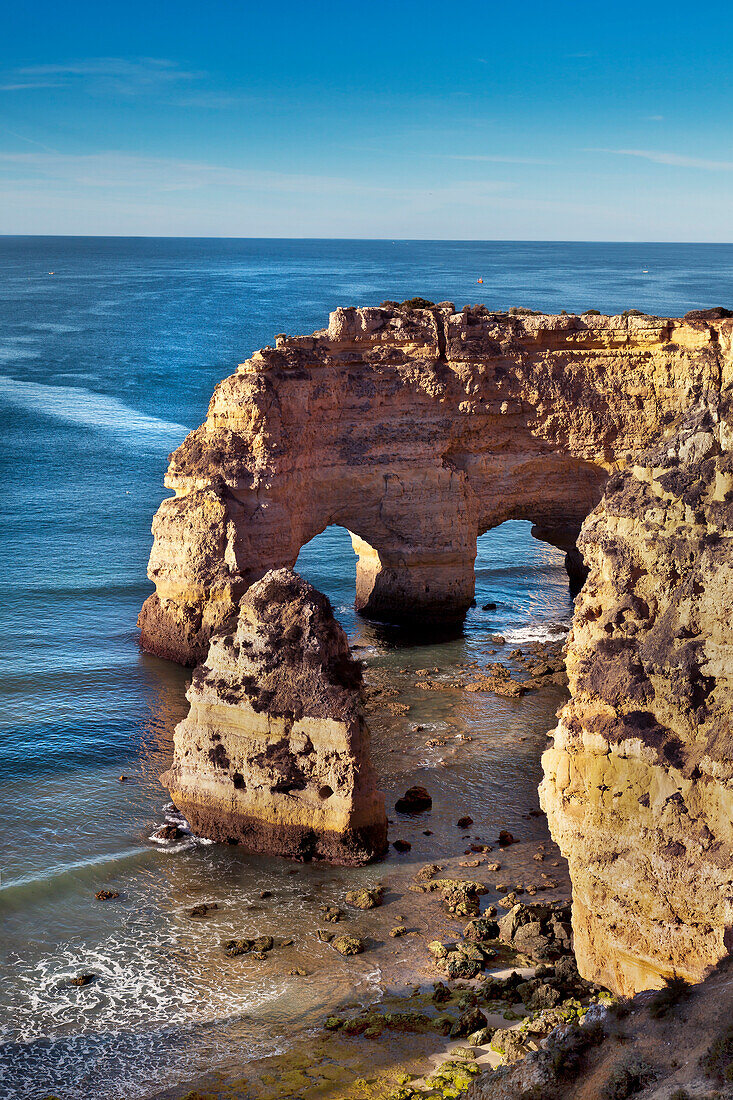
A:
[[1, 237, 732, 1099]]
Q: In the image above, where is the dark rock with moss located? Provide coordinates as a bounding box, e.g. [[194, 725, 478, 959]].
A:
[[498, 901, 573, 960], [332, 934, 366, 956]]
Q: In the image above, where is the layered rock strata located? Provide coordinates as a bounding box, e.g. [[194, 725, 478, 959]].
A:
[[161, 568, 387, 864], [139, 304, 732, 664], [541, 392, 733, 995]]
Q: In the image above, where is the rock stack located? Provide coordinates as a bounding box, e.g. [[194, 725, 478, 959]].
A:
[[161, 569, 387, 864]]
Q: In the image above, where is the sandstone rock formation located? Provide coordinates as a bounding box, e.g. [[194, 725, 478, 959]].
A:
[[541, 392, 733, 995], [161, 568, 387, 864], [138, 304, 732, 664]]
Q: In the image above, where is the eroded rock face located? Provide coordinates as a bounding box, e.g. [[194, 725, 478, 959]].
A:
[[541, 393, 733, 995], [161, 568, 387, 864], [138, 304, 732, 663]]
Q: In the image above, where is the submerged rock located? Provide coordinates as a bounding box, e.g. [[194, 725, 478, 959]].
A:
[[187, 902, 219, 918], [394, 785, 433, 813], [161, 569, 387, 865]]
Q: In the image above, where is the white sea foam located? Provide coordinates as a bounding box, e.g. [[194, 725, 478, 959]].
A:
[[0, 375, 190, 448], [0, 923, 287, 1099], [0, 922, 384, 1100], [501, 622, 570, 645]]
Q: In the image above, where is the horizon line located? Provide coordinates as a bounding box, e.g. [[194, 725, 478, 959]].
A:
[[1, 233, 733, 245]]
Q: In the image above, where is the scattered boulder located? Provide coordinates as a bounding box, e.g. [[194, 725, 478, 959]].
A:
[[498, 830, 517, 846], [451, 1005, 488, 1039], [67, 974, 96, 987], [456, 816, 474, 828], [188, 902, 219, 918], [463, 917, 500, 942], [392, 839, 412, 853], [395, 786, 432, 813], [319, 904, 343, 923], [332, 935, 366, 956], [94, 889, 119, 901], [225, 938, 253, 957], [345, 885, 383, 910], [152, 823, 184, 841], [428, 878, 489, 918], [415, 863, 443, 882], [498, 901, 573, 961]]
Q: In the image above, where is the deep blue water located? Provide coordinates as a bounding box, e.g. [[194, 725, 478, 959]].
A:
[[1, 237, 732, 1099]]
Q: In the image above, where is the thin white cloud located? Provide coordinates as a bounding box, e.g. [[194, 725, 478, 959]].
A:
[[0, 80, 64, 91], [598, 148, 733, 170], [1, 57, 200, 96], [0, 150, 511, 204]]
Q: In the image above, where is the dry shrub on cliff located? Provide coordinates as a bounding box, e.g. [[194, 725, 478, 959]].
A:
[[399, 296, 435, 310], [598, 1055, 656, 1100], [701, 1023, 733, 1083]]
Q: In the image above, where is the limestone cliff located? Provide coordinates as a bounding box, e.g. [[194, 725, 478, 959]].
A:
[[138, 304, 732, 664], [161, 568, 387, 864], [541, 392, 733, 995]]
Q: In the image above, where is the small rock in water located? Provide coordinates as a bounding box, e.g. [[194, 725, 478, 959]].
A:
[[415, 863, 443, 881], [345, 885, 384, 910], [67, 974, 96, 987], [498, 830, 517, 846], [392, 839, 412, 853], [319, 904, 343, 923], [482, 602, 497, 611], [259, 889, 272, 899], [288, 967, 309, 976], [94, 889, 119, 901], [224, 938, 253, 957], [394, 785, 432, 813], [118, 775, 127, 782], [332, 935, 365, 956], [153, 823, 184, 841], [317, 929, 335, 942], [252, 935, 274, 952], [390, 926, 408, 937], [423, 829, 433, 835], [456, 816, 474, 828], [187, 902, 219, 918]]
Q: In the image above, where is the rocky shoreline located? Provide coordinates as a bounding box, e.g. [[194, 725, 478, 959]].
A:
[[140, 633, 577, 1100]]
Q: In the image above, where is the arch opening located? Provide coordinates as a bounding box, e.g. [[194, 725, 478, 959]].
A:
[[469, 520, 575, 644]]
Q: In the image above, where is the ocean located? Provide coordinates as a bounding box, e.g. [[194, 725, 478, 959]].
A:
[[1, 237, 732, 1099]]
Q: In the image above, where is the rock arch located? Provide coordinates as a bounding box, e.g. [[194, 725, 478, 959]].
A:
[[138, 303, 732, 665]]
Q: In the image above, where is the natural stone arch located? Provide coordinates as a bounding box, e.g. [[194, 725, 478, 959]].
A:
[[139, 303, 732, 665]]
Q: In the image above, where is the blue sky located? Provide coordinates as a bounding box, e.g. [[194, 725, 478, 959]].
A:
[[1, 0, 731, 239]]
